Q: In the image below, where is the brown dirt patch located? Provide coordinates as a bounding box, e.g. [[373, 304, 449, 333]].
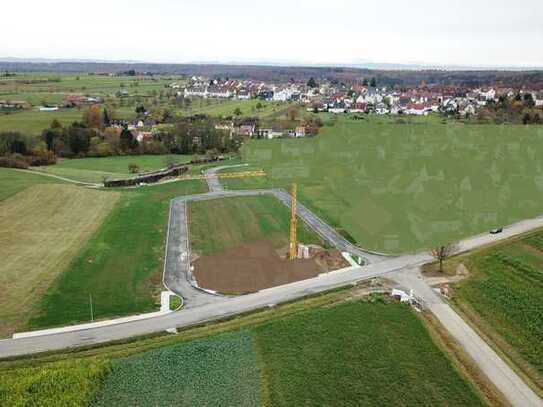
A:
[[193, 240, 329, 293]]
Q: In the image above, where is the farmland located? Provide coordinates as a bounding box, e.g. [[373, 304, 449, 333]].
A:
[[0, 184, 120, 337], [27, 179, 207, 330], [450, 230, 543, 390], [94, 331, 261, 407], [0, 109, 83, 135], [0, 293, 486, 406], [37, 154, 193, 183], [232, 115, 543, 253], [0, 167, 60, 200], [189, 195, 324, 256]]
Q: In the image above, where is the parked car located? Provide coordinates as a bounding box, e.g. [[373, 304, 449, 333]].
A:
[[490, 228, 503, 234]]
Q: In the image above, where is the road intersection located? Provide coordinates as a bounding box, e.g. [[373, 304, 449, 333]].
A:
[[1, 165, 543, 405]]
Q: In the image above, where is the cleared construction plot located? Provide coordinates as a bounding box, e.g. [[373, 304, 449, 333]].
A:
[[0, 296, 486, 406], [235, 115, 543, 253], [189, 195, 345, 293], [447, 230, 543, 394], [0, 184, 119, 337]]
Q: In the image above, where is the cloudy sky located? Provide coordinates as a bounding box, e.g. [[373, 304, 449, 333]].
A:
[[2, 0, 542, 67]]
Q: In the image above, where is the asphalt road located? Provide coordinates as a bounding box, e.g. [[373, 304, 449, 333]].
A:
[[2, 166, 543, 405], [393, 269, 543, 407]]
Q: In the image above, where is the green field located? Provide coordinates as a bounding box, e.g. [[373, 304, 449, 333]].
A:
[[0, 296, 485, 406], [94, 331, 261, 406], [27, 180, 207, 329], [184, 98, 290, 118], [0, 167, 60, 200], [450, 231, 543, 389], [37, 154, 193, 183], [189, 195, 325, 255], [0, 109, 83, 135], [232, 116, 543, 253]]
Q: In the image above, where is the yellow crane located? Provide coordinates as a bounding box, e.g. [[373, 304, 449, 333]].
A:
[[289, 183, 298, 260]]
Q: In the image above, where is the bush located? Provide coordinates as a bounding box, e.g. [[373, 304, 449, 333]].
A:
[[128, 163, 140, 174], [0, 154, 29, 169]]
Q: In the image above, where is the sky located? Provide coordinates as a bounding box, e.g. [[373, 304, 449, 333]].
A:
[[2, 0, 542, 68]]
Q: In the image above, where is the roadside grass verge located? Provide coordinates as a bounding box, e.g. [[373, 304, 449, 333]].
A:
[[0, 184, 120, 337], [93, 331, 261, 407], [189, 195, 326, 256], [26, 180, 207, 330], [449, 231, 543, 393]]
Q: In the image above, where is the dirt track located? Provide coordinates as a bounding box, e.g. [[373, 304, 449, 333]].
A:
[[193, 240, 327, 293]]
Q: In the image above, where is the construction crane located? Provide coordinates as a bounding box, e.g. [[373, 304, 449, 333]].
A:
[[289, 183, 298, 260]]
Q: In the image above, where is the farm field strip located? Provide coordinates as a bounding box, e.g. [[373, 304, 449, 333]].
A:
[[0, 184, 120, 337], [451, 232, 543, 390], [0, 299, 487, 406]]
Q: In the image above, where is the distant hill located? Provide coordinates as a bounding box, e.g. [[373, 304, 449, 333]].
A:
[[1, 60, 542, 88]]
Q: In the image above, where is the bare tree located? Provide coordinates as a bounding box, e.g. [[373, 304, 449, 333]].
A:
[[431, 243, 459, 272]]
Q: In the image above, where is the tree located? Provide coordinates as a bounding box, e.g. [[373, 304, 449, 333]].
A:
[[287, 105, 300, 121], [135, 105, 146, 115], [256, 102, 263, 111], [119, 127, 137, 152], [362, 78, 369, 86], [233, 107, 242, 116], [431, 243, 459, 272], [84, 104, 103, 128], [370, 77, 377, 87], [102, 108, 111, 127], [307, 77, 318, 88]]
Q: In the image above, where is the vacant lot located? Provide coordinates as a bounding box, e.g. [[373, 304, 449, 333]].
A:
[[0, 184, 119, 336], [237, 116, 543, 253], [0, 296, 485, 406], [37, 154, 193, 183], [28, 180, 207, 330], [189, 195, 324, 256], [451, 232, 543, 390], [194, 240, 326, 293]]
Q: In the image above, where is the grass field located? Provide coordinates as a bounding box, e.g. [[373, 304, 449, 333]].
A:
[[255, 299, 483, 406], [0, 168, 60, 201], [0, 184, 120, 337], [184, 98, 290, 118], [94, 331, 261, 407], [449, 231, 543, 390], [27, 180, 207, 330], [0, 295, 485, 406], [189, 195, 325, 256], [233, 115, 543, 253], [37, 154, 193, 183], [0, 109, 83, 135]]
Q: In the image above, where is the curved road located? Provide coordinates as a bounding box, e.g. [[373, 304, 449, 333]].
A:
[[2, 165, 543, 405]]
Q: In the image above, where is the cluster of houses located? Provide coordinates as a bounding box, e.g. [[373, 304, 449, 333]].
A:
[[181, 76, 543, 117], [310, 86, 543, 116]]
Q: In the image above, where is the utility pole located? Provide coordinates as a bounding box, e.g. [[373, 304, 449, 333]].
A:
[[289, 183, 298, 260], [89, 293, 94, 322]]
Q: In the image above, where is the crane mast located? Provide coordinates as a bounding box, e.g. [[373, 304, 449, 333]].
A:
[[289, 183, 298, 260]]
